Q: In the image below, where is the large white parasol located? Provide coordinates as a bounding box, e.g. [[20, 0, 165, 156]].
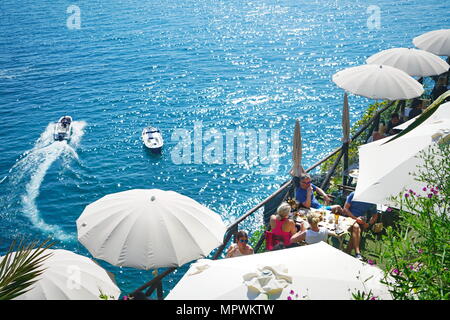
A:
[[166, 242, 392, 300], [353, 118, 450, 207], [3, 249, 121, 300], [332, 64, 424, 100], [77, 189, 227, 270], [366, 48, 449, 77], [413, 29, 450, 57]]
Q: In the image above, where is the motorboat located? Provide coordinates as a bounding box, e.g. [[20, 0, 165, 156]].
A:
[[142, 126, 163, 153], [53, 116, 73, 141]]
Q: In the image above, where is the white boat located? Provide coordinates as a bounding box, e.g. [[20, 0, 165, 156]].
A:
[[142, 126, 163, 153], [53, 116, 73, 141]]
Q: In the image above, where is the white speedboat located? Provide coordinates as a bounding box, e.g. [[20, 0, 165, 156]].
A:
[[53, 116, 73, 141], [142, 126, 163, 153]]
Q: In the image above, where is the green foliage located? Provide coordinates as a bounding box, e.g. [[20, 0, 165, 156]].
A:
[[249, 225, 266, 253], [352, 289, 377, 300], [366, 144, 450, 300], [0, 238, 55, 300], [99, 289, 116, 300]]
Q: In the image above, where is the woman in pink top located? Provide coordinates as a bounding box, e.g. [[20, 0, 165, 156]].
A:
[[268, 202, 298, 248]]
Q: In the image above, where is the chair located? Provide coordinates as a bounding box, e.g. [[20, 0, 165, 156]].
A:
[[264, 231, 290, 251]]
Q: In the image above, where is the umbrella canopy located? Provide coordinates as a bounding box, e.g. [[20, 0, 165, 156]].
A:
[[354, 118, 450, 207], [3, 249, 120, 300], [413, 29, 450, 57], [77, 189, 227, 270], [289, 119, 304, 177], [366, 48, 449, 77], [332, 64, 424, 100], [165, 242, 392, 300], [395, 101, 450, 130], [342, 92, 351, 143]]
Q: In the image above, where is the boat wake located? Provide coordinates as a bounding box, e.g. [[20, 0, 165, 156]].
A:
[[0, 121, 86, 242]]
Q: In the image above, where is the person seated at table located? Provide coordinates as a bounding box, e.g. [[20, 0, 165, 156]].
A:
[[367, 122, 387, 143], [267, 202, 298, 250], [385, 112, 403, 136], [295, 173, 343, 214], [343, 191, 379, 260], [225, 230, 254, 258], [290, 211, 337, 245], [431, 77, 448, 101], [407, 99, 423, 120]]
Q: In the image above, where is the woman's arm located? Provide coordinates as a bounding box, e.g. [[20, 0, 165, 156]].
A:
[[290, 230, 306, 243], [328, 230, 338, 238]]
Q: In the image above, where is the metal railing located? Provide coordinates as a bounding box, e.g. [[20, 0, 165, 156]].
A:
[[131, 99, 400, 299]]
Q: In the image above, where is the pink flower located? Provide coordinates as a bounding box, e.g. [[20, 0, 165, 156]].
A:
[[418, 249, 423, 254], [405, 193, 410, 198], [387, 207, 393, 212], [427, 193, 433, 198], [370, 296, 378, 300], [287, 296, 292, 300], [367, 259, 375, 265], [391, 268, 399, 275], [422, 187, 427, 192]]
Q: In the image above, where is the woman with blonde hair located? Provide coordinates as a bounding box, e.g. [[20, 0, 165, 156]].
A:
[[291, 211, 337, 245], [267, 202, 298, 249]]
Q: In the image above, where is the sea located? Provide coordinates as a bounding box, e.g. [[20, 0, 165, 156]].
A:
[[1, 0, 449, 298]]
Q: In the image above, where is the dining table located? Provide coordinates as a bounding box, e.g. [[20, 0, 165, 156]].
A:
[[290, 208, 356, 250]]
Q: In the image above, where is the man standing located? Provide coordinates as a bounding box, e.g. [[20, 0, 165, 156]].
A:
[[295, 174, 343, 214], [343, 191, 379, 260]]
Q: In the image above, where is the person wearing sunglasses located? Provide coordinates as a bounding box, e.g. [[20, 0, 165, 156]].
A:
[[295, 173, 343, 214], [225, 230, 254, 258]]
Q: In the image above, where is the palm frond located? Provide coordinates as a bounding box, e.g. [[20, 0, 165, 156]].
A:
[[384, 90, 450, 144], [0, 238, 55, 300]]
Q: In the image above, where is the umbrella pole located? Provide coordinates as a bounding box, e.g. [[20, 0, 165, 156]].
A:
[[342, 142, 349, 186], [446, 56, 450, 87]]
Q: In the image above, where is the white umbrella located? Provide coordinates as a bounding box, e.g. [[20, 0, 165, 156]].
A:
[[366, 48, 449, 77], [165, 242, 392, 300], [289, 119, 304, 177], [332, 64, 424, 100], [413, 29, 450, 57], [395, 101, 450, 130], [354, 118, 450, 207], [77, 189, 227, 270], [5, 249, 120, 300]]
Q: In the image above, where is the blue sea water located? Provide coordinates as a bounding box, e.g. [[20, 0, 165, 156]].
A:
[[1, 0, 449, 298]]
